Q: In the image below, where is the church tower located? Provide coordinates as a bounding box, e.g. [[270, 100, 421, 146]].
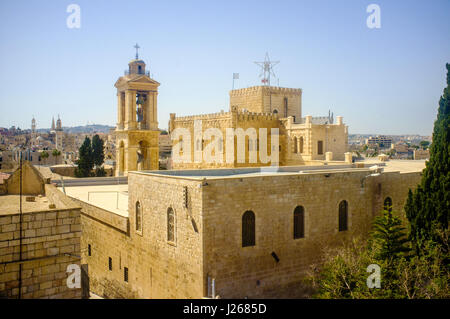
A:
[[55, 115, 63, 151], [115, 44, 160, 176], [31, 116, 36, 139]]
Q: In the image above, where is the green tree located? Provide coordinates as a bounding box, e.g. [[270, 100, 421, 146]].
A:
[[75, 137, 94, 177], [405, 64, 450, 252], [369, 210, 410, 263], [40, 151, 49, 166], [91, 134, 105, 168], [51, 149, 61, 165], [419, 140, 430, 149]]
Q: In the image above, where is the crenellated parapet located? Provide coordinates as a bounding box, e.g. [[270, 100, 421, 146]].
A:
[[229, 86, 302, 97]]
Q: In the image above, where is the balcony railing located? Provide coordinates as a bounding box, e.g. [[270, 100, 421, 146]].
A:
[[124, 70, 150, 76]]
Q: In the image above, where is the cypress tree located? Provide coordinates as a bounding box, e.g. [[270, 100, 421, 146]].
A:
[[405, 63, 450, 251], [91, 134, 105, 168], [76, 136, 94, 177]]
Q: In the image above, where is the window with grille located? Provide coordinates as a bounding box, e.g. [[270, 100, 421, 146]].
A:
[[339, 200, 348, 231], [384, 197, 393, 212], [167, 208, 175, 242], [242, 211, 255, 247], [135, 201, 142, 232], [294, 206, 305, 239]]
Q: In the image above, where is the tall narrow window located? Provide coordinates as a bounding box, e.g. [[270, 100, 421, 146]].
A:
[[88, 244, 91, 256], [135, 201, 142, 232], [293, 137, 298, 153], [284, 97, 288, 117], [318, 141, 323, 155], [293, 206, 305, 239], [167, 208, 175, 242], [299, 137, 304, 153], [384, 197, 393, 212], [108, 257, 112, 271], [124, 267, 128, 282], [339, 200, 348, 231], [242, 211, 255, 247]]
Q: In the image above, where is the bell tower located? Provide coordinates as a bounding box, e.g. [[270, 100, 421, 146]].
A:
[[115, 44, 160, 176]]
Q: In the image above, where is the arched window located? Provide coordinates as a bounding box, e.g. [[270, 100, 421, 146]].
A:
[[339, 200, 348, 231], [384, 197, 393, 212], [273, 109, 278, 114], [138, 65, 142, 74], [293, 206, 305, 239], [299, 137, 304, 153], [167, 208, 175, 242], [135, 201, 142, 232], [293, 137, 298, 153], [242, 211, 255, 247]]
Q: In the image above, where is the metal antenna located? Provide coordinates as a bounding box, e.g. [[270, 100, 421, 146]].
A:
[[254, 52, 280, 86], [134, 43, 140, 59]]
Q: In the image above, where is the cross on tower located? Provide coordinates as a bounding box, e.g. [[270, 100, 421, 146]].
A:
[[134, 43, 140, 59]]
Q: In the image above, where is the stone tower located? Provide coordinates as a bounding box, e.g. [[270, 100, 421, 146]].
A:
[[31, 117, 36, 139], [115, 49, 160, 176], [55, 115, 63, 151]]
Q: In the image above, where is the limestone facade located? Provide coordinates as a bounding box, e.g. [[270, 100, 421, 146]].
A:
[[115, 58, 160, 176], [77, 164, 421, 299], [169, 86, 348, 169]]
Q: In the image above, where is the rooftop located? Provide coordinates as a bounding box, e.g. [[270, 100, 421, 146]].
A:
[[62, 184, 128, 217], [133, 160, 426, 180], [0, 195, 59, 215]]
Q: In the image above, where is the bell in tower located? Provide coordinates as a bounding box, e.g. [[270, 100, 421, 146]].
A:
[[114, 44, 160, 176]]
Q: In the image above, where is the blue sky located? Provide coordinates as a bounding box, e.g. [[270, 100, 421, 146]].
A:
[[0, 0, 449, 135]]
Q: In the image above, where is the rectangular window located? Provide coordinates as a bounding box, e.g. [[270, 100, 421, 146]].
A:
[[88, 244, 91, 256], [124, 267, 129, 282], [108, 257, 112, 271], [318, 141, 323, 155]]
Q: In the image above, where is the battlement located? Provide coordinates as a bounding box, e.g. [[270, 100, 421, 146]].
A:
[[230, 86, 302, 96], [171, 108, 280, 123]]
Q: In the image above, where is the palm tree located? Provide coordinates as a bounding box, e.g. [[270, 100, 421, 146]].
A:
[[41, 150, 49, 166], [52, 149, 61, 165]]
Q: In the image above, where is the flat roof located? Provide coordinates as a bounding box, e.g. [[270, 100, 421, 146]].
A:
[[0, 195, 59, 215], [62, 184, 128, 217], [132, 160, 426, 180]]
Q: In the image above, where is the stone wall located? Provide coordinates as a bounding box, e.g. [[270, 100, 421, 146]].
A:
[[0, 208, 82, 298], [79, 173, 204, 298], [200, 170, 421, 298]]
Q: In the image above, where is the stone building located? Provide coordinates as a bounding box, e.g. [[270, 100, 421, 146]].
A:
[[65, 160, 423, 299], [0, 161, 82, 298], [115, 56, 160, 176], [169, 86, 348, 169]]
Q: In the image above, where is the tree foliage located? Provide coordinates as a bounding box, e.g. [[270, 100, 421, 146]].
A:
[[405, 63, 450, 252], [75, 137, 94, 177], [91, 134, 105, 168]]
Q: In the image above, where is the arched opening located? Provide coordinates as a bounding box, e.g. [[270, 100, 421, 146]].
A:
[[384, 197, 393, 213], [242, 210, 255, 247], [339, 200, 348, 231], [284, 97, 288, 117], [273, 109, 278, 114], [299, 137, 304, 154], [167, 207, 175, 242], [135, 201, 142, 232], [293, 137, 298, 153], [118, 141, 125, 175], [293, 206, 305, 239], [138, 65, 142, 74]]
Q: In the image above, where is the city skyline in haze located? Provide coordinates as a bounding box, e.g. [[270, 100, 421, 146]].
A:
[[0, 0, 449, 135]]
